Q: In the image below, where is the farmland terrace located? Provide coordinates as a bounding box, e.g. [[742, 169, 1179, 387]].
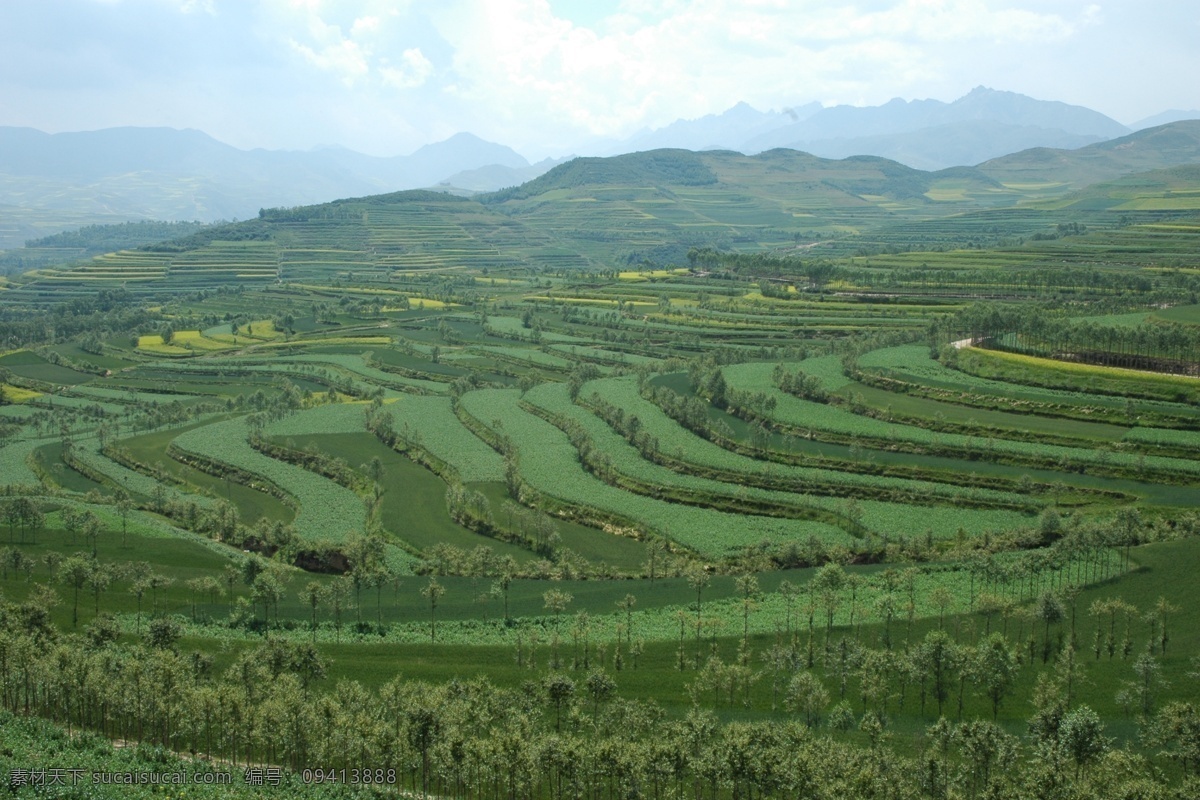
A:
[[2, 144, 1200, 797]]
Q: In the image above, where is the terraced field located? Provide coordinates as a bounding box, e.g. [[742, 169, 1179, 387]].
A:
[[172, 416, 371, 544], [4, 269, 1197, 572], [532, 379, 1035, 538], [856, 344, 1200, 424], [3, 160, 1200, 797], [581, 375, 1035, 507], [722, 360, 1200, 480], [459, 386, 853, 558]]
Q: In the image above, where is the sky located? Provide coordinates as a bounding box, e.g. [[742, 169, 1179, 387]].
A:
[[1, 0, 1197, 160]]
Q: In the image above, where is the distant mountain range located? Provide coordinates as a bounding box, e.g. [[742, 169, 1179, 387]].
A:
[[8, 119, 1200, 287], [0, 127, 538, 249], [1131, 110, 1200, 130], [614, 101, 823, 153], [436, 155, 574, 194], [614, 87, 1134, 171], [0, 127, 523, 210], [1, 87, 1197, 250]]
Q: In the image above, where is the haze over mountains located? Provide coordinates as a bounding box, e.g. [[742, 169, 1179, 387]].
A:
[[1, 87, 1198, 251], [0, 127, 528, 221], [621, 87, 1131, 170]]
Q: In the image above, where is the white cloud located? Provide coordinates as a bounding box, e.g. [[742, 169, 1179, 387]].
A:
[[288, 14, 371, 86], [380, 47, 434, 89], [350, 15, 380, 37], [290, 40, 369, 85], [426, 0, 1083, 146], [785, 0, 1075, 43], [177, 0, 215, 13], [266, 0, 436, 91]]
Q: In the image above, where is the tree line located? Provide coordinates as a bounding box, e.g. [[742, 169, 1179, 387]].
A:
[[937, 303, 1200, 375], [1, 580, 1198, 798]]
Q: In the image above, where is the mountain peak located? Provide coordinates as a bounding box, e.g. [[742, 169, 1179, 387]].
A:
[[410, 133, 529, 169], [442, 131, 489, 144]]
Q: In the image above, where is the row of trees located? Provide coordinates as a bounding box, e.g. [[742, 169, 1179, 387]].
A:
[[938, 303, 1200, 375], [684, 247, 1190, 300], [1, 511, 1166, 681], [0, 592, 1196, 799]]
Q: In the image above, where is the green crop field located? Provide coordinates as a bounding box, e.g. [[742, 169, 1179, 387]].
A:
[[3, 146, 1200, 798], [172, 416, 374, 546]]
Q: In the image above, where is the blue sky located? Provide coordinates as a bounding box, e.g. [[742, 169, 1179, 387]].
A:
[[1, 0, 1196, 159]]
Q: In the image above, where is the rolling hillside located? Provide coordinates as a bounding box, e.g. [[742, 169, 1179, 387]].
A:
[[0, 150, 1022, 300], [979, 120, 1200, 189], [7, 127, 1200, 304], [0, 127, 532, 250]]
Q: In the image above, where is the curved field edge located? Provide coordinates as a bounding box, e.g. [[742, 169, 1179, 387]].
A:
[[527, 379, 1036, 540], [171, 416, 370, 545], [458, 386, 855, 559], [722, 360, 1200, 480]]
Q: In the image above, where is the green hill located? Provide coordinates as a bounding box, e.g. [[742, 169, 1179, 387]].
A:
[[979, 120, 1200, 190], [481, 149, 1017, 264], [484, 149, 719, 200], [2, 151, 1022, 300], [1039, 163, 1200, 212], [8, 138, 1200, 304]]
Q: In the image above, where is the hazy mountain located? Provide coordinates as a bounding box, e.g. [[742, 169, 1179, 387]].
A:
[[0, 127, 377, 221], [614, 101, 821, 154], [0, 127, 531, 249], [685, 87, 1129, 170], [312, 132, 529, 190], [742, 87, 1128, 153], [2, 89, 1193, 252], [978, 120, 1200, 188], [437, 156, 574, 193], [1130, 110, 1200, 131], [0, 126, 238, 180], [600, 88, 1132, 171], [792, 121, 1106, 172]]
